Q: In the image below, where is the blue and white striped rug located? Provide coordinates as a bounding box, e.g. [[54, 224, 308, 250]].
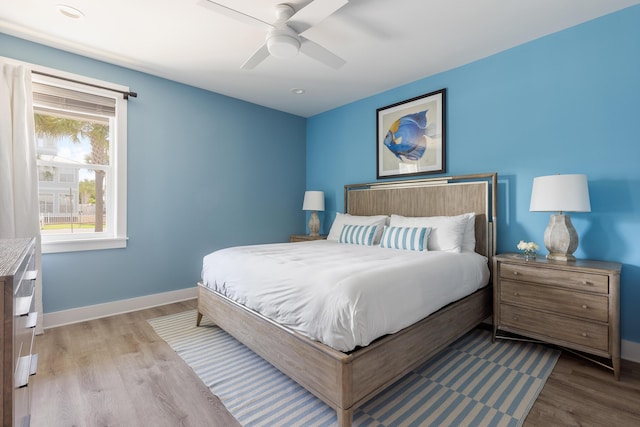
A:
[[149, 310, 559, 427]]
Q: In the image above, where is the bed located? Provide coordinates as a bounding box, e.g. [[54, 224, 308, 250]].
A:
[[197, 172, 497, 427]]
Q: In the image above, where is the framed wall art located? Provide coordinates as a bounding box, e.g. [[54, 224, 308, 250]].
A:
[[376, 88, 446, 179]]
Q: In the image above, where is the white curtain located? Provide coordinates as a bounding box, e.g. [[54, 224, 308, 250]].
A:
[[0, 60, 44, 334]]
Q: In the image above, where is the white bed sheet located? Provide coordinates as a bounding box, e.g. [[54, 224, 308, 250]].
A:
[[201, 240, 490, 352]]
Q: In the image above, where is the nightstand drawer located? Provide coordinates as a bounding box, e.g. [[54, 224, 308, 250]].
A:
[[500, 263, 608, 294], [501, 304, 609, 352], [500, 280, 608, 322]]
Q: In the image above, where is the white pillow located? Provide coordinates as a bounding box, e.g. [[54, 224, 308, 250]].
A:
[[379, 226, 431, 251], [461, 213, 476, 252], [327, 213, 388, 244], [338, 224, 377, 246], [389, 213, 471, 253]]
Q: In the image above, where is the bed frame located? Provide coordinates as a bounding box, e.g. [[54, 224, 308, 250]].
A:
[[197, 172, 497, 426]]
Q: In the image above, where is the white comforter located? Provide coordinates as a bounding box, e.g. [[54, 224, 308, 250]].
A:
[[201, 240, 489, 352]]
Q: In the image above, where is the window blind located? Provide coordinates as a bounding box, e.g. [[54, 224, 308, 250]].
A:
[[32, 82, 116, 117]]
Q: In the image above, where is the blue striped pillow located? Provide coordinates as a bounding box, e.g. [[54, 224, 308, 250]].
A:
[[338, 224, 377, 246], [379, 226, 431, 251]]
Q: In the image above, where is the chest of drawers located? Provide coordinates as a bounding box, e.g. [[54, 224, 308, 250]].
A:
[[493, 253, 621, 379], [289, 234, 327, 242], [1, 238, 38, 426]]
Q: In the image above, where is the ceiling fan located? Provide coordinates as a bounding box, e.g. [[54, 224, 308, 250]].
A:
[[197, 0, 348, 70]]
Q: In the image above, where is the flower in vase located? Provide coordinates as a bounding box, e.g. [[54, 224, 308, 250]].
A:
[[517, 240, 539, 260]]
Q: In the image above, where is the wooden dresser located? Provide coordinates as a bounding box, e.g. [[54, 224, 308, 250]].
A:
[[1, 238, 38, 426], [493, 253, 622, 379], [289, 234, 327, 242]]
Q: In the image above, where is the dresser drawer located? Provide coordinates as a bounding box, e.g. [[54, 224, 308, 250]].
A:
[[15, 252, 35, 293], [500, 280, 608, 322], [499, 263, 609, 294], [13, 386, 29, 427], [500, 304, 609, 352], [14, 313, 35, 365]]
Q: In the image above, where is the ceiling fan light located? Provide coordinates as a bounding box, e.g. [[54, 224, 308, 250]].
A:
[[267, 35, 300, 59]]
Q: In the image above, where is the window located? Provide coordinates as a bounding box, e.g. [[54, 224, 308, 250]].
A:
[[39, 193, 53, 214], [32, 71, 128, 253], [59, 168, 75, 183], [38, 166, 55, 182]]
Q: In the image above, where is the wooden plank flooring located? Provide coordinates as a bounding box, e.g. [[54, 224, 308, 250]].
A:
[[31, 300, 239, 427], [31, 300, 640, 427]]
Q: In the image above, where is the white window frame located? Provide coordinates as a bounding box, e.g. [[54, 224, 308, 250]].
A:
[[20, 61, 129, 254]]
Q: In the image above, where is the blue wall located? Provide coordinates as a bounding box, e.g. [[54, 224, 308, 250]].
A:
[[307, 6, 640, 343], [1, 33, 307, 313]]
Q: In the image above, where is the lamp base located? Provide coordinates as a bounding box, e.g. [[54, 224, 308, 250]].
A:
[[547, 252, 576, 262], [308, 211, 320, 237], [544, 213, 579, 262]]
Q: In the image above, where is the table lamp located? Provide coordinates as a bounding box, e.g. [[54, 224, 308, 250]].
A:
[[302, 191, 324, 237], [529, 174, 591, 261]]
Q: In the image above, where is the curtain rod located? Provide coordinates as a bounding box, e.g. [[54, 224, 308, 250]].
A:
[[31, 70, 137, 99]]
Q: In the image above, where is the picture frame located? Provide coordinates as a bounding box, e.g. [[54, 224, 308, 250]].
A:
[[376, 88, 446, 179]]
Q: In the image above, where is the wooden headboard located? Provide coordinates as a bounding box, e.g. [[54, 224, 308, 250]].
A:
[[344, 173, 497, 261]]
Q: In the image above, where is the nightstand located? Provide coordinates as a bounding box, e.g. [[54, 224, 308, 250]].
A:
[[493, 253, 622, 379], [290, 234, 327, 243]]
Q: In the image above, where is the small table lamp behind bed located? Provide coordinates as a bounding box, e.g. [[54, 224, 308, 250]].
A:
[[303, 191, 324, 237]]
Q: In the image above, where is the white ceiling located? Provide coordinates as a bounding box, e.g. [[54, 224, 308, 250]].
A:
[[1, 0, 639, 117]]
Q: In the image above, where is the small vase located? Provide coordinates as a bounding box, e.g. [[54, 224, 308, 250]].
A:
[[523, 250, 536, 261]]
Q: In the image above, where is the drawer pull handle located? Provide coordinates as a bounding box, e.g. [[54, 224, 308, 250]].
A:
[[513, 271, 520, 276], [513, 292, 520, 296], [512, 316, 519, 321], [581, 332, 588, 337], [581, 304, 588, 309], [582, 280, 592, 286]]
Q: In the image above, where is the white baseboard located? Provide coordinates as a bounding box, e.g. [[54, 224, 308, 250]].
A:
[[43, 286, 197, 330], [622, 339, 640, 363]]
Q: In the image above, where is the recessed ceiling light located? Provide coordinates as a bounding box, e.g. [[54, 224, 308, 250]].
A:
[[56, 4, 84, 19], [290, 88, 305, 95]]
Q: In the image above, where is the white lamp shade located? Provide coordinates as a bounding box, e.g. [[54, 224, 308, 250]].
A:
[[529, 174, 591, 213], [302, 191, 325, 211]]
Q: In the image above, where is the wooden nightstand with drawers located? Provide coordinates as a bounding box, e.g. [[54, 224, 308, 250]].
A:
[[289, 234, 327, 242], [493, 253, 622, 379]]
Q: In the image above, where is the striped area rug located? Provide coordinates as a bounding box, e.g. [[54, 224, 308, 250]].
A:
[[149, 310, 559, 427]]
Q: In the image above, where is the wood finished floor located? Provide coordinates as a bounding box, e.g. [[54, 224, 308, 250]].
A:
[[31, 300, 640, 427]]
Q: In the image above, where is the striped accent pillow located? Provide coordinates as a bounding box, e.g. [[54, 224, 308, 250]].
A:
[[379, 226, 431, 251], [338, 224, 378, 246]]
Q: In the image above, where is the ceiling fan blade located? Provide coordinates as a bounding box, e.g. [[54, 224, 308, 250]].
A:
[[240, 43, 270, 70], [197, 0, 272, 30], [288, 0, 348, 33], [299, 37, 345, 69]]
